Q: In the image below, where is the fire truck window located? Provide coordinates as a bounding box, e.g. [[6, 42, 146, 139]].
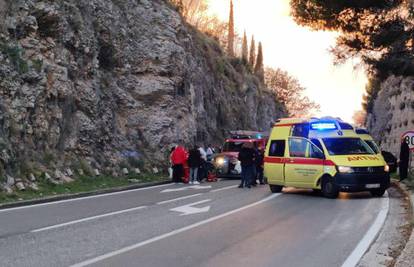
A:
[[288, 138, 308, 158], [292, 124, 309, 138], [269, 140, 285, 157]]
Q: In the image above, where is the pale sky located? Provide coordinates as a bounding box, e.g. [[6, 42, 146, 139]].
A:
[[207, 0, 368, 122]]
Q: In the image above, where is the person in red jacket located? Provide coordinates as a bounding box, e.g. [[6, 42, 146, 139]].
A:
[[170, 145, 188, 183]]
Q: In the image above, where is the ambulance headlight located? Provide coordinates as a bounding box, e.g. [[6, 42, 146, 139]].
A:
[[384, 165, 390, 173], [215, 157, 225, 166], [337, 166, 354, 173]]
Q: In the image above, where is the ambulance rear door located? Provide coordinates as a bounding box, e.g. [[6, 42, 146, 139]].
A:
[[265, 139, 286, 184]]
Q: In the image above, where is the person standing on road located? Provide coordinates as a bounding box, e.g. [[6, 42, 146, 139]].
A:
[[238, 142, 255, 188], [399, 139, 410, 181], [206, 144, 214, 161], [256, 147, 265, 185], [198, 145, 208, 182], [168, 146, 176, 179], [170, 145, 188, 184], [188, 146, 202, 185]]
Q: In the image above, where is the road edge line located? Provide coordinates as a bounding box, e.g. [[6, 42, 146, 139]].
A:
[[0, 182, 171, 213], [70, 193, 282, 267], [341, 192, 390, 267], [31, 206, 148, 233]]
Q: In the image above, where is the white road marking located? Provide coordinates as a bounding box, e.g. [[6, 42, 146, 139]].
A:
[[70, 193, 282, 267], [341, 192, 390, 267], [31, 206, 147, 233], [0, 184, 171, 213], [210, 185, 238, 193], [161, 185, 212, 193], [156, 194, 203, 205], [170, 199, 211, 216]]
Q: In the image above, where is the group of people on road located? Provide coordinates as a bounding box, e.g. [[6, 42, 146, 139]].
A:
[[238, 142, 265, 188], [169, 144, 215, 184]]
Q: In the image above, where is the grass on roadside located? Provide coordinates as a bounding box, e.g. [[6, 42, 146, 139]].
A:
[[0, 173, 169, 205]]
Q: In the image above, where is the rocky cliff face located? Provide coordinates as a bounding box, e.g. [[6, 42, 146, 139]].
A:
[[0, 0, 285, 176], [367, 75, 414, 157]]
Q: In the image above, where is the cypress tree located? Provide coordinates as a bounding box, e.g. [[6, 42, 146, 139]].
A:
[[255, 42, 264, 82], [227, 0, 235, 57], [241, 30, 248, 63], [249, 35, 256, 67]]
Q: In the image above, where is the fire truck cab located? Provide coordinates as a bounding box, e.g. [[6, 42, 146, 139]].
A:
[[213, 131, 268, 178]]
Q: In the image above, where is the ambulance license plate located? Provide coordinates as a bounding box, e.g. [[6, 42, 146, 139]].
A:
[[366, 184, 380, 189]]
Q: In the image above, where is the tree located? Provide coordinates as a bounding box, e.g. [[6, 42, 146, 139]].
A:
[[265, 67, 320, 117], [227, 0, 235, 57], [255, 42, 264, 82], [171, 0, 229, 47], [352, 110, 367, 127], [249, 35, 256, 67], [290, 0, 414, 78], [290, 0, 414, 114], [241, 30, 248, 63]]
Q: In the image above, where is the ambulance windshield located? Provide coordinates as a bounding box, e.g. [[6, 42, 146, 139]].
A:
[[322, 138, 375, 156]]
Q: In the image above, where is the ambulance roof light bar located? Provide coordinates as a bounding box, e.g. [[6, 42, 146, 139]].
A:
[[310, 122, 338, 130]]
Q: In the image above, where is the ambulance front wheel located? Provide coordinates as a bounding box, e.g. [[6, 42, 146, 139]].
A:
[[370, 188, 386, 197], [269, 184, 283, 193], [322, 177, 339, 199]]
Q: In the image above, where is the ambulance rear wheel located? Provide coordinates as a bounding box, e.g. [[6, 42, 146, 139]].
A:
[[322, 178, 339, 199], [269, 184, 283, 193], [370, 188, 386, 197]]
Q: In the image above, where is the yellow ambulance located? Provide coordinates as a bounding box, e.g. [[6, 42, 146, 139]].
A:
[[264, 118, 390, 198]]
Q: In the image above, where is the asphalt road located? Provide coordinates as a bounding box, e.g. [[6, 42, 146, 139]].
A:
[[0, 180, 388, 267]]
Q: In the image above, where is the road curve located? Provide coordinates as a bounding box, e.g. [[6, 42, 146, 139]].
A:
[[0, 180, 387, 267]]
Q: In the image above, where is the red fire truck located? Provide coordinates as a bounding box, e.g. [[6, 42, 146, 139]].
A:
[[213, 131, 268, 178]]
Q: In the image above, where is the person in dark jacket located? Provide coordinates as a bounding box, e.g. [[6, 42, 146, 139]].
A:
[[400, 140, 410, 181], [238, 142, 256, 188], [256, 147, 265, 185], [188, 146, 202, 185]]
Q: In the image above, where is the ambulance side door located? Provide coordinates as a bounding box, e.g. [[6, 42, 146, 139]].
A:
[[264, 139, 286, 185], [285, 137, 325, 188]]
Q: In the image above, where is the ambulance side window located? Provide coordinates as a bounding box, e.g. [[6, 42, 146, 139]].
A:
[[269, 140, 285, 157], [288, 138, 308, 158]]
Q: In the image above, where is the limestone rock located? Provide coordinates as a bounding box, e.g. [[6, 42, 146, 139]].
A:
[[29, 183, 39, 191], [0, 0, 287, 173], [367, 75, 414, 165], [54, 170, 63, 180], [77, 169, 84, 176], [60, 175, 74, 183], [134, 168, 141, 175], [122, 168, 129, 175], [3, 186, 14, 194], [15, 181, 26, 191], [65, 168, 74, 177], [6, 175, 15, 186], [29, 173, 36, 182]]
